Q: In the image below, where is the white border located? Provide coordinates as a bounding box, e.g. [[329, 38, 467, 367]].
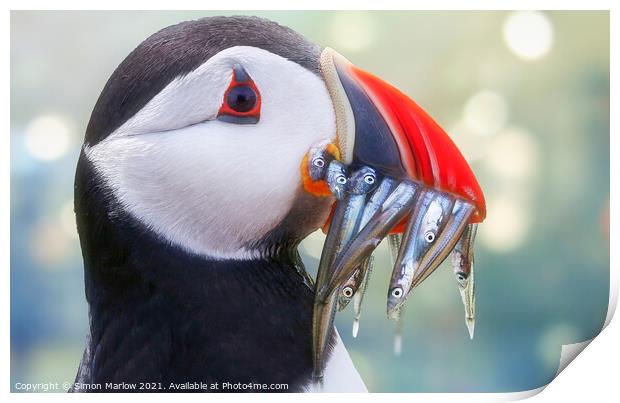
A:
[[3, 2, 616, 402], [1, 1, 617, 10]]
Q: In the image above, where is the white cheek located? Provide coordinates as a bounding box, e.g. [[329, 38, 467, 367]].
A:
[[87, 128, 290, 259], [86, 48, 336, 260]]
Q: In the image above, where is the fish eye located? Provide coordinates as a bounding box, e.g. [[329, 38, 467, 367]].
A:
[[424, 231, 436, 243], [313, 157, 325, 168], [456, 272, 467, 281], [391, 287, 403, 298], [336, 176, 347, 185], [342, 287, 354, 298], [363, 174, 375, 185]]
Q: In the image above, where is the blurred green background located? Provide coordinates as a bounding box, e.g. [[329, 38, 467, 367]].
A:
[[10, 11, 609, 393]]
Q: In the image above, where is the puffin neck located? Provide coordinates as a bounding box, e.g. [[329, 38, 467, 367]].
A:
[[73, 153, 322, 390]]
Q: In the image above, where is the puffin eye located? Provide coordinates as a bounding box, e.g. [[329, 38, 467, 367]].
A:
[[226, 86, 257, 113], [217, 64, 261, 124]]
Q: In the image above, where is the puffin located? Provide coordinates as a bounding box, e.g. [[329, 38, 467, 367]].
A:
[[72, 16, 485, 393]]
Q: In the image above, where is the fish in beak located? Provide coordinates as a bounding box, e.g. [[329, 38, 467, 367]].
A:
[[311, 48, 486, 379], [387, 233, 405, 355], [451, 223, 478, 339], [311, 163, 378, 380], [386, 192, 475, 317], [337, 178, 398, 339], [349, 256, 372, 337], [337, 178, 397, 312]]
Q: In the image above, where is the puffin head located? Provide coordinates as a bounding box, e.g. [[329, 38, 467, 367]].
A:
[[80, 16, 484, 263], [82, 17, 337, 260]]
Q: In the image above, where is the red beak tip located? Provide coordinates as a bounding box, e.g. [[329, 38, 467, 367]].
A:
[[348, 66, 486, 220]]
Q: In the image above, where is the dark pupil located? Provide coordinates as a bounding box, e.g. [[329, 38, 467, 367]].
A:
[[227, 86, 256, 113]]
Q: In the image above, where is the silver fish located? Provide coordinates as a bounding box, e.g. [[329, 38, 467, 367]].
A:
[[388, 233, 402, 266], [361, 177, 400, 225], [388, 234, 405, 356], [318, 181, 420, 301], [338, 178, 398, 314], [386, 189, 453, 315], [451, 223, 478, 339], [351, 255, 374, 337], [325, 160, 348, 200], [387, 190, 474, 317], [312, 165, 378, 379], [311, 293, 338, 383], [337, 267, 361, 311], [347, 166, 379, 195], [388, 234, 405, 350], [387, 234, 405, 353], [308, 146, 335, 181], [413, 198, 475, 289]]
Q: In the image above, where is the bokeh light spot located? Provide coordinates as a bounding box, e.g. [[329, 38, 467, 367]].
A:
[[503, 11, 554, 61], [60, 200, 79, 240], [463, 90, 508, 137], [538, 324, 579, 371], [478, 195, 529, 252], [329, 12, 376, 52], [485, 127, 540, 181], [449, 120, 487, 163], [24, 115, 72, 161], [29, 220, 71, 268]]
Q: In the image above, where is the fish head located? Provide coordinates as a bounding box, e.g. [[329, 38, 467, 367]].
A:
[[347, 166, 379, 195], [387, 260, 417, 316], [325, 160, 348, 200]]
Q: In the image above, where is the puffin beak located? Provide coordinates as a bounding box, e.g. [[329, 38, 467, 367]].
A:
[[319, 48, 486, 214], [311, 49, 486, 379]]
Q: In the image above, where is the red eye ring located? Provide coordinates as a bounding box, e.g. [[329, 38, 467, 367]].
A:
[[217, 64, 261, 124]]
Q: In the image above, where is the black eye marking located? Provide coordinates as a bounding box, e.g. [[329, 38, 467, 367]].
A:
[[217, 64, 261, 125], [232, 63, 250, 82]]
